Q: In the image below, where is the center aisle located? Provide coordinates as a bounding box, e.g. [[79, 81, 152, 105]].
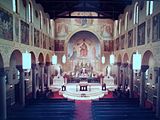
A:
[[75, 100, 92, 120]]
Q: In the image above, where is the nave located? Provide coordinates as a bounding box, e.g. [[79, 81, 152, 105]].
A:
[[7, 92, 158, 120], [1, 0, 160, 119]]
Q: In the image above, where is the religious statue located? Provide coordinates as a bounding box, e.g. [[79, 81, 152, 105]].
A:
[[57, 66, 61, 76], [80, 40, 88, 57], [106, 66, 111, 77]]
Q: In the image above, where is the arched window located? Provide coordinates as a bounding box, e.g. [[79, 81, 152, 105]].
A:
[[114, 20, 118, 37], [146, 1, 153, 16], [134, 2, 139, 24], [47, 18, 49, 34], [40, 11, 43, 29], [12, 0, 19, 13], [119, 19, 121, 35], [50, 19, 54, 37], [125, 12, 128, 31], [28, 1, 33, 23]]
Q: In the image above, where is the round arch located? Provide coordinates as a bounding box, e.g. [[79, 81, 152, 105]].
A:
[[117, 54, 122, 63], [38, 53, 44, 63], [45, 54, 51, 63], [30, 51, 36, 64], [142, 50, 154, 66], [66, 30, 101, 72], [123, 53, 129, 63], [10, 49, 22, 66], [66, 29, 101, 44]]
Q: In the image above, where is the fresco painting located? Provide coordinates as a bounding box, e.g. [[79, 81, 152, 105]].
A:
[[121, 35, 125, 49], [138, 22, 145, 45], [21, 20, 29, 45], [0, 7, 13, 41], [15, 16, 19, 42], [128, 30, 133, 48], [152, 13, 160, 42], [54, 40, 65, 51], [34, 28, 40, 47]]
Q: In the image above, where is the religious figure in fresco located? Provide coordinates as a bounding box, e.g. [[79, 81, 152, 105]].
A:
[[101, 25, 112, 38], [70, 47, 77, 60], [80, 40, 88, 57], [92, 46, 96, 59], [57, 23, 68, 37]]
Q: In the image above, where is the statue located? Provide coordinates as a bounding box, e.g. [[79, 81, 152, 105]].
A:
[[57, 66, 61, 76], [106, 66, 111, 76]]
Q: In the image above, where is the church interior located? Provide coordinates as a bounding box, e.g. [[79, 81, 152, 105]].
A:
[[0, 0, 160, 120]]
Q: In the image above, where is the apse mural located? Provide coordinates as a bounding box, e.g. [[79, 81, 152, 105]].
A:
[[0, 7, 13, 41], [21, 20, 29, 45], [68, 31, 100, 72], [68, 38, 100, 60], [138, 22, 145, 45]]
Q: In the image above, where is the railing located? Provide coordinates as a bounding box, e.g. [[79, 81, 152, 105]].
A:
[[67, 77, 100, 83]]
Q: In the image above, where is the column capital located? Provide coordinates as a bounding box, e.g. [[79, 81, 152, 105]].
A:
[[39, 63, 45, 67], [31, 64, 37, 69], [46, 62, 51, 66], [128, 64, 133, 69], [116, 62, 121, 66], [122, 63, 128, 68], [141, 65, 149, 72], [0, 68, 5, 77], [16, 65, 23, 72]]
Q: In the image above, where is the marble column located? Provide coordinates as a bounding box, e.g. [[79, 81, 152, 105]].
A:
[[122, 63, 128, 92], [32, 64, 37, 99], [46, 62, 51, 88], [64, 76, 67, 85], [140, 65, 149, 107], [16, 65, 25, 107], [156, 68, 160, 118], [129, 64, 134, 98], [39, 63, 44, 92], [0, 68, 6, 120], [117, 62, 121, 87]]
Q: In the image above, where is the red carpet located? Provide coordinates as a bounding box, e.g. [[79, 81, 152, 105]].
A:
[[75, 100, 92, 120], [145, 100, 155, 111], [103, 91, 113, 98], [50, 91, 64, 99]]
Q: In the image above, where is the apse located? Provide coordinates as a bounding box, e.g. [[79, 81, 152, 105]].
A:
[[68, 31, 101, 72]]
